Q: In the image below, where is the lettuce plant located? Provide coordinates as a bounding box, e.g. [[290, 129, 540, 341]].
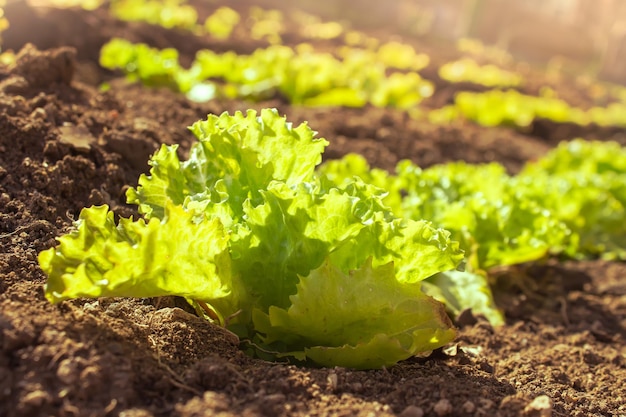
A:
[[515, 139, 626, 259], [99, 39, 433, 109], [438, 58, 522, 88], [295, 12, 344, 40], [319, 155, 568, 271], [110, 0, 198, 30], [319, 141, 626, 323], [322, 139, 626, 259], [430, 89, 626, 129], [39, 109, 463, 369], [454, 89, 587, 127], [100, 38, 185, 91], [338, 42, 429, 73], [204, 6, 240, 40]]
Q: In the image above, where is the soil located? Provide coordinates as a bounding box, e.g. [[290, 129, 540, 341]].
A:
[[1, 2, 626, 417]]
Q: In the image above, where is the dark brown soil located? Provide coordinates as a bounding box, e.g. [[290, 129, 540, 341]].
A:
[[1, 2, 625, 417]]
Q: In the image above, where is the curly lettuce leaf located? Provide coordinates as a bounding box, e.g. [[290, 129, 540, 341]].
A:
[[253, 258, 456, 369], [127, 108, 328, 221], [39, 204, 242, 324], [423, 270, 504, 326], [317, 153, 404, 213]]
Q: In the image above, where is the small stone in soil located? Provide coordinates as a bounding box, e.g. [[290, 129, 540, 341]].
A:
[[398, 405, 424, 417], [433, 398, 453, 416], [462, 400, 476, 413], [524, 395, 552, 417]]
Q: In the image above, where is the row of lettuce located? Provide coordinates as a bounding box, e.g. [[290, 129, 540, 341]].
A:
[[109, 0, 525, 88], [100, 38, 432, 108], [429, 89, 626, 128], [4, 0, 625, 128], [100, 36, 626, 128], [39, 109, 626, 369], [43, 0, 372, 44]]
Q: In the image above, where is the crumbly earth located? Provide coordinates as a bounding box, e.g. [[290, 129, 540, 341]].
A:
[[1, 2, 625, 417]]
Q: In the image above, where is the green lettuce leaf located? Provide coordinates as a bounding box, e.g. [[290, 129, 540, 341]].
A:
[[253, 258, 456, 369], [127, 108, 328, 221], [39, 204, 242, 324], [317, 153, 404, 213], [423, 270, 504, 326]]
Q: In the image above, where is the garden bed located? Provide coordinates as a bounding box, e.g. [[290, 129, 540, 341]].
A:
[[0, 1, 625, 416]]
